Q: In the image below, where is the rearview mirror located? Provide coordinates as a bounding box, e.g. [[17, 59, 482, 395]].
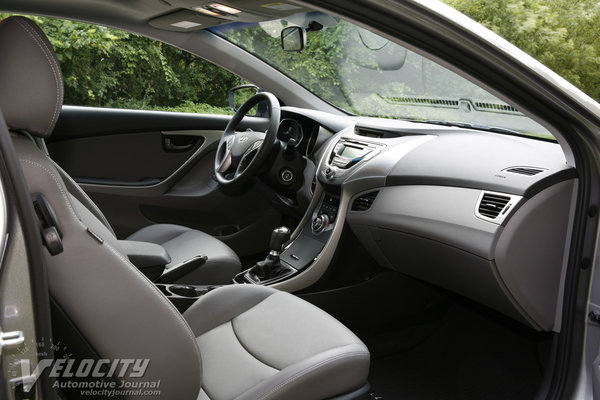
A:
[[281, 26, 306, 52]]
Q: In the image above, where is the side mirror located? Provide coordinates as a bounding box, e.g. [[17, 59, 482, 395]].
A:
[[281, 26, 306, 52], [228, 84, 259, 112]]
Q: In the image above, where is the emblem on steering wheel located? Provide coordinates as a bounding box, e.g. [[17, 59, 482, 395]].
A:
[[239, 135, 249, 143]]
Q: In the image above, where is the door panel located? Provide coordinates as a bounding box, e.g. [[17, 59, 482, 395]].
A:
[[48, 131, 204, 184], [48, 106, 282, 258]]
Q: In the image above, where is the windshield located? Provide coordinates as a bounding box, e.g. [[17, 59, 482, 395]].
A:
[[210, 12, 553, 139]]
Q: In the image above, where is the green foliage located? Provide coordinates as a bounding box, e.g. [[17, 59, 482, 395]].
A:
[[0, 13, 242, 113], [113, 100, 232, 115], [441, 0, 600, 101]]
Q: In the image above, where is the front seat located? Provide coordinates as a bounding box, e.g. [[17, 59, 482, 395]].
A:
[[0, 16, 241, 285], [0, 16, 370, 400]]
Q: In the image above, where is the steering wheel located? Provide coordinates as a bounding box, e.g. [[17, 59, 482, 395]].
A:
[[214, 92, 280, 188]]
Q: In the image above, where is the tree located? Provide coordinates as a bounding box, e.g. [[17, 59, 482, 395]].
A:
[[0, 13, 243, 113], [442, 0, 600, 101]]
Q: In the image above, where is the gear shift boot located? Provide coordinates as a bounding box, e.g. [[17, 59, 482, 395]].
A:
[[249, 226, 292, 282]]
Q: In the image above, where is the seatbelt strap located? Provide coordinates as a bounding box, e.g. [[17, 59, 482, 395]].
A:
[[31, 193, 63, 256]]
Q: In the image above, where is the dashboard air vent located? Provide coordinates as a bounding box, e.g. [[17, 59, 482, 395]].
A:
[[351, 191, 379, 211], [504, 167, 545, 176], [478, 193, 511, 219]]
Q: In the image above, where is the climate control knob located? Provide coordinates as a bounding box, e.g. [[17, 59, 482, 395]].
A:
[[311, 214, 329, 234]]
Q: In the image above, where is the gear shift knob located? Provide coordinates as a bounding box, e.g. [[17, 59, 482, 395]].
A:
[[270, 226, 291, 255]]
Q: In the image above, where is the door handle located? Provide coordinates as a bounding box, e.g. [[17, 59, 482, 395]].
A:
[[162, 135, 200, 152]]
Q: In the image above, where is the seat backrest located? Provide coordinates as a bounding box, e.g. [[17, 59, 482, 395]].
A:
[[0, 16, 201, 399]]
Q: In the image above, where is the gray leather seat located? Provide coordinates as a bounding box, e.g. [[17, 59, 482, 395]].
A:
[[0, 18, 240, 286], [186, 285, 370, 399], [0, 16, 370, 400]]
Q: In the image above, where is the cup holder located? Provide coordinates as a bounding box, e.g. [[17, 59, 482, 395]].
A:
[[155, 284, 218, 312], [157, 285, 170, 297]]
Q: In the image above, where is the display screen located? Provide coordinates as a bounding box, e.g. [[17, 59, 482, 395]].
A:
[[340, 145, 363, 159]]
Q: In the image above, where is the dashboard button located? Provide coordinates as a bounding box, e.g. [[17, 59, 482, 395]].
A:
[[324, 166, 337, 180]]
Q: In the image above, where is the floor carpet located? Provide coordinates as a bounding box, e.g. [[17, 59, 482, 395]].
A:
[[365, 303, 544, 399]]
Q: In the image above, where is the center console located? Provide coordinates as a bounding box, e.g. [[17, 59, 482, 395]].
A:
[[234, 136, 382, 286], [234, 192, 341, 285]]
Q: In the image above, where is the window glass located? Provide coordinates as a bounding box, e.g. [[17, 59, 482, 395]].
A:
[[212, 15, 553, 139], [0, 14, 243, 114]]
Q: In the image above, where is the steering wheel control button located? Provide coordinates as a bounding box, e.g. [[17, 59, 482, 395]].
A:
[[311, 214, 329, 234], [280, 168, 295, 184]]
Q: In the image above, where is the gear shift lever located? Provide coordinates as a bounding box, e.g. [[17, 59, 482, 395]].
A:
[[253, 226, 291, 280], [269, 226, 291, 256]]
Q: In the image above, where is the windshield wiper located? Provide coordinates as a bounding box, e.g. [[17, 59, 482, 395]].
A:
[[411, 120, 556, 142]]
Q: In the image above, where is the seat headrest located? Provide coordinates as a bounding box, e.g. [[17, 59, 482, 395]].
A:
[[0, 16, 63, 138]]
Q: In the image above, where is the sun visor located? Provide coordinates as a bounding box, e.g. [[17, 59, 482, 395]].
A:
[[149, 10, 226, 31], [149, 1, 314, 32]]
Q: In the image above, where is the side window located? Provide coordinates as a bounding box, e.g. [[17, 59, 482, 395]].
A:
[[4, 15, 243, 114]]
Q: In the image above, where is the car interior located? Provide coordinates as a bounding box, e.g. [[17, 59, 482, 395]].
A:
[[0, 0, 591, 399]]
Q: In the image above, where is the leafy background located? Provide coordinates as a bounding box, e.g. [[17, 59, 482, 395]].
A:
[[0, 13, 243, 114], [2, 0, 599, 114], [443, 0, 600, 101]]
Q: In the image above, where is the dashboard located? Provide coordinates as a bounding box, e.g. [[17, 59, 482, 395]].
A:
[[273, 106, 576, 333]]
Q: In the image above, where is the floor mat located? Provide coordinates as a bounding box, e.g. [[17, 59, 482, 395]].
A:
[[366, 303, 543, 399]]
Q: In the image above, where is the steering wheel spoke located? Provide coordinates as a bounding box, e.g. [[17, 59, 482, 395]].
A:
[[217, 148, 233, 174], [235, 140, 263, 178]]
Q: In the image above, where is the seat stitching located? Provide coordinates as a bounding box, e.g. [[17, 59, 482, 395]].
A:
[[230, 319, 281, 372], [198, 321, 278, 400], [13, 18, 62, 136], [21, 159, 77, 219], [188, 291, 275, 337], [14, 18, 63, 134], [256, 350, 370, 400], [51, 158, 114, 235], [19, 158, 201, 355]]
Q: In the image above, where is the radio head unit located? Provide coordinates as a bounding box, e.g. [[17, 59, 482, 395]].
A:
[[329, 139, 381, 169]]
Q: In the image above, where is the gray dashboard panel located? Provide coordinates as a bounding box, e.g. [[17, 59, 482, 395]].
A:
[[347, 185, 502, 259], [346, 179, 577, 331], [386, 131, 574, 197]]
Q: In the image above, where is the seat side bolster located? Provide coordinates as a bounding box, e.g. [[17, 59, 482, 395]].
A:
[[52, 158, 116, 237]]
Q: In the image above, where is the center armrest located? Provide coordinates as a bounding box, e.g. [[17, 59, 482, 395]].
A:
[[119, 240, 171, 280]]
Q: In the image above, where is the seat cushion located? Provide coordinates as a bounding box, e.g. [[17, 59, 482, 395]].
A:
[[183, 285, 370, 400], [127, 224, 241, 285]]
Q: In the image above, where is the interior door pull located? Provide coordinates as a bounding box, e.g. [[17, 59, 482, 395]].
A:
[[162, 135, 199, 152]]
